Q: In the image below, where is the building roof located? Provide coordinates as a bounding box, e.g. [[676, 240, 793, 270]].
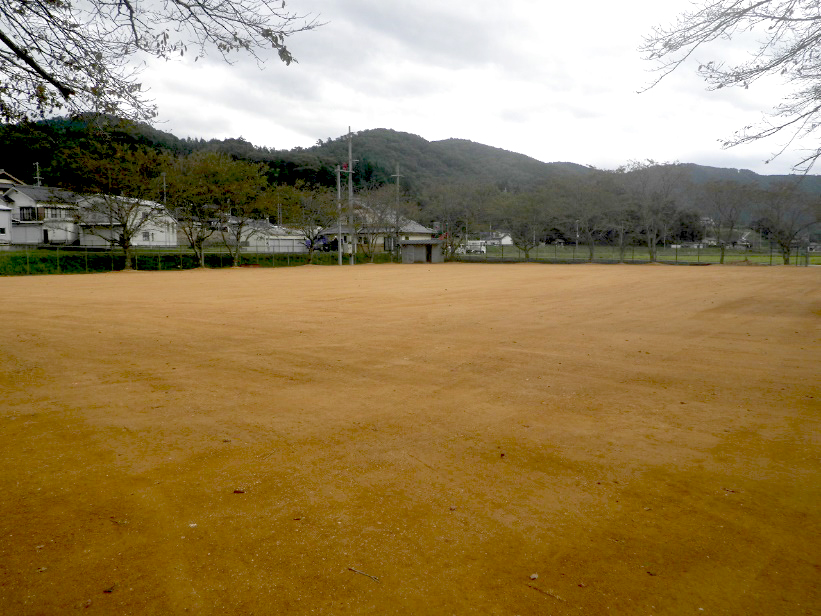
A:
[[242, 219, 305, 237], [0, 169, 24, 187], [319, 220, 435, 236], [5, 185, 79, 205], [76, 198, 172, 226], [399, 238, 444, 245], [318, 203, 434, 237]]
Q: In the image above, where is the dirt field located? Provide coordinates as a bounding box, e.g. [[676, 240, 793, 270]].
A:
[[1, 263, 818, 615]]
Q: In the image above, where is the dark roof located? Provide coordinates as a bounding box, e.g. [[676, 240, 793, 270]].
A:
[[399, 239, 443, 245], [9, 185, 78, 204]]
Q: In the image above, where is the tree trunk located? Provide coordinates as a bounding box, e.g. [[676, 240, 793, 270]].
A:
[[719, 244, 725, 264], [123, 245, 133, 270]]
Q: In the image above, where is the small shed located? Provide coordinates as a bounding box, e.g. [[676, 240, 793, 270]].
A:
[[399, 239, 444, 264]]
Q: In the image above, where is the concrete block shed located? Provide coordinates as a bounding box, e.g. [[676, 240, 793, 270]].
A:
[[399, 239, 444, 264]]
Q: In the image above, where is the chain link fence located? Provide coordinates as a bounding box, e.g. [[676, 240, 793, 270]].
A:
[[453, 243, 819, 266]]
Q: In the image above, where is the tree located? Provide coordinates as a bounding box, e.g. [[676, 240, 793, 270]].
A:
[[355, 186, 394, 262], [753, 180, 820, 263], [215, 160, 269, 266], [556, 172, 619, 262], [620, 162, 686, 262], [0, 0, 320, 123], [642, 0, 821, 172], [280, 184, 336, 264], [382, 196, 421, 262], [74, 144, 167, 269], [423, 183, 493, 258], [498, 191, 548, 260], [701, 180, 754, 263], [164, 151, 232, 267]]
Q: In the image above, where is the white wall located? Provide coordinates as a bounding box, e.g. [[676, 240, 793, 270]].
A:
[[0, 208, 11, 243]]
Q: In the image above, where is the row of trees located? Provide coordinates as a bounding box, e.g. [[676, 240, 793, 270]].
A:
[[78, 145, 428, 268], [74, 143, 819, 268], [420, 162, 820, 264]]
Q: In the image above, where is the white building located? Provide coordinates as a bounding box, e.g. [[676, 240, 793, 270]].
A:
[[76, 197, 178, 248], [3, 185, 80, 245], [0, 203, 11, 244]]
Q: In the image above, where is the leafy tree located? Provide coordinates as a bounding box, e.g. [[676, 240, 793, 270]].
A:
[[215, 160, 269, 266], [642, 0, 821, 172], [753, 180, 820, 263], [281, 184, 336, 264], [671, 209, 706, 243], [0, 0, 320, 123], [74, 144, 167, 269], [164, 151, 237, 267]]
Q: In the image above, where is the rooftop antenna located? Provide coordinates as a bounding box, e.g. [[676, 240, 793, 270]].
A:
[[33, 162, 42, 186]]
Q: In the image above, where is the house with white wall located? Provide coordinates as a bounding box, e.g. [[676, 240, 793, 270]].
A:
[[319, 205, 436, 256], [2, 185, 80, 244], [76, 197, 178, 248], [0, 204, 11, 245], [244, 221, 309, 253]]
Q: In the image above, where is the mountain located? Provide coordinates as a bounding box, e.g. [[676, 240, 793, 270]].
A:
[[268, 128, 598, 192], [1, 118, 818, 195]]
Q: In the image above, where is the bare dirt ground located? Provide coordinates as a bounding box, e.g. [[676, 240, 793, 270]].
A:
[[0, 263, 818, 615]]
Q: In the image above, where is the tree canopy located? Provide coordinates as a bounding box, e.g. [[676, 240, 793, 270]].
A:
[[642, 0, 821, 172], [0, 0, 319, 123]]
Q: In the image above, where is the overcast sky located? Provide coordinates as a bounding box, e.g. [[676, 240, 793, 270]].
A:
[[143, 0, 805, 175]]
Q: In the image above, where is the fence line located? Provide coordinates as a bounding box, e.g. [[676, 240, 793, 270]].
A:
[[0, 244, 394, 275], [454, 243, 818, 266], [1, 242, 817, 275]]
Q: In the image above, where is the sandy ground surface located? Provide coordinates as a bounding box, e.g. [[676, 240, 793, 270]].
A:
[[0, 263, 819, 615]]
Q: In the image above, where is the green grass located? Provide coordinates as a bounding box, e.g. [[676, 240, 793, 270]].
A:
[[0, 247, 395, 275], [462, 244, 820, 266]]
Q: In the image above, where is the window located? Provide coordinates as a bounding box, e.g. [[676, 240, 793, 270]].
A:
[[0, 227, 6, 235], [19, 207, 36, 221], [45, 207, 69, 219], [142, 231, 150, 241]]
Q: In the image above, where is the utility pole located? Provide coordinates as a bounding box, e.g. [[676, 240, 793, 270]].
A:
[[390, 163, 403, 259], [336, 165, 343, 265], [347, 127, 354, 265], [33, 162, 42, 186]]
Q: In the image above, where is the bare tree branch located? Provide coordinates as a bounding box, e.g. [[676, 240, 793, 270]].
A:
[[0, 0, 322, 123], [641, 0, 821, 173]]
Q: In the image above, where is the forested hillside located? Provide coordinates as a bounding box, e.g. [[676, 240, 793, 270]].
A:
[[3, 117, 819, 195], [2, 116, 818, 265]]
